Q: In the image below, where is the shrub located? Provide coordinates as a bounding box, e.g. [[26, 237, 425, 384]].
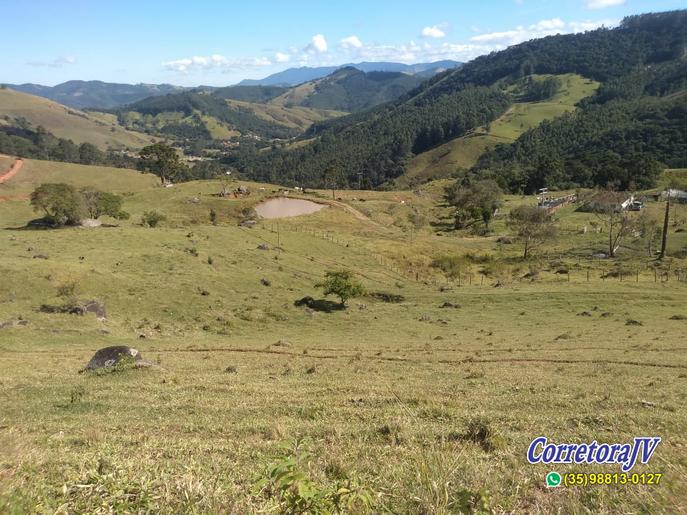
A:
[[316, 270, 365, 306], [254, 438, 373, 513], [30, 183, 86, 226], [141, 210, 166, 228], [81, 188, 129, 220]]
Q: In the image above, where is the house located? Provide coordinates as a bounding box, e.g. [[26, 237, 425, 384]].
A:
[[661, 189, 687, 203], [577, 191, 634, 213]]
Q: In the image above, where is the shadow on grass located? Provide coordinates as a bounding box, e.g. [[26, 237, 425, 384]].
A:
[[294, 296, 345, 313], [5, 218, 119, 231]]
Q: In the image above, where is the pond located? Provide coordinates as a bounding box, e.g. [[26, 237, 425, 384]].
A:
[[254, 197, 327, 219]]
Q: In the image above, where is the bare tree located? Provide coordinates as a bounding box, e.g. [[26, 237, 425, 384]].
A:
[[597, 205, 634, 258], [507, 205, 556, 258]]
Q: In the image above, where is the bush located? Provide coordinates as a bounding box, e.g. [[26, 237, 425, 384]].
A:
[[30, 183, 86, 226], [81, 188, 129, 220], [316, 270, 365, 306], [254, 438, 373, 513], [141, 210, 166, 228]]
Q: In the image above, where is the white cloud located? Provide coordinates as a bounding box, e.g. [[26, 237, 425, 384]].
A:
[[586, 0, 625, 9], [421, 25, 446, 38], [471, 17, 615, 46], [340, 35, 363, 49], [27, 55, 76, 68], [162, 16, 620, 80], [305, 34, 328, 54], [162, 54, 272, 73]]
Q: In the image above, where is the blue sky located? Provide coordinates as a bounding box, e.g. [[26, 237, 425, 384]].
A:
[[2, 0, 685, 86]]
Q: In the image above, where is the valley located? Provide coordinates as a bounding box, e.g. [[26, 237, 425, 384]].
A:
[[1, 6, 686, 514]]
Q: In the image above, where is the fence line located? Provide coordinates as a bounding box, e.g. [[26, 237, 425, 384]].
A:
[[260, 222, 687, 288]]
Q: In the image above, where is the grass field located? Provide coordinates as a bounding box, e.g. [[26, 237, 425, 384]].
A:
[[0, 89, 155, 150], [1, 161, 686, 513], [399, 74, 600, 187], [0, 159, 158, 200], [225, 99, 345, 132]]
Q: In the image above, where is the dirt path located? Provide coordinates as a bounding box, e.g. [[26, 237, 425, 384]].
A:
[[327, 198, 384, 228], [0, 157, 23, 184]]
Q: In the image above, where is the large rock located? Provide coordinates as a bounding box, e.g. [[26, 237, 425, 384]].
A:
[[80, 218, 102, 228], [84, 346, 142, 371]]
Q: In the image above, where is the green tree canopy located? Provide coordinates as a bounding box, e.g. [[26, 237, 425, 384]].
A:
[[507, 205, 557, 258], [316, 270, 365, 307], [80, 188, 129, 220], [139, 142, 189, 185], [445, 179, 502, 231], [30, 183, 86, 226]]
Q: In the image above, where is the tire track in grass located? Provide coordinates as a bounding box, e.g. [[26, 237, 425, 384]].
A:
[[9, 347, 685, 369]]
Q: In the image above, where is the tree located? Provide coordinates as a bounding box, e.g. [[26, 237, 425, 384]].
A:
[[445, 179, 502, 231], [30, 183, 86, 226], [659, 179, 687, 259], [507, 205, 556, 258], [139, 143, 188, 185], [78, 142, 104, 165], [592, 194, 636, 258], [316, 270, 365, 307], [80, 188, 129, 220], [323, 165, 347, 198]]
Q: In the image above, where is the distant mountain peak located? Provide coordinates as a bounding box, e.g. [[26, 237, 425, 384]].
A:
[[237, 60, 462, 87]]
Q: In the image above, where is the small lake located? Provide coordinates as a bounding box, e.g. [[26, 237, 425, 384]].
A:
[[254, 197, 327, 219]]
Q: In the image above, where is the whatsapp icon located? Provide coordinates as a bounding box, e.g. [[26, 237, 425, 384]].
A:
[[546, 471, 562, 488]]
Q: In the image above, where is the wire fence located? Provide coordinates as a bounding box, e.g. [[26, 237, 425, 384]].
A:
[[258, 221, 687, 289]]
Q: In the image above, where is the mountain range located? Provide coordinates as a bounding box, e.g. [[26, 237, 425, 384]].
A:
[[2, 81, 188, 110], [237, 60, 462, 86], [109, 66, 450, 140], [2, 61, 461, 111], [236, 10, 687, 191]]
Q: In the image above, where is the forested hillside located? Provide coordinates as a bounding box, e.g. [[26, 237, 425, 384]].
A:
[[114, 92, 300, 140], [5, 81, 187, 109], [111, 67, 432, 142], [472, 94, 686, 193], [233, 10, 687, 190], [234, 87, 511, 187], [288, 67, 424, 112]]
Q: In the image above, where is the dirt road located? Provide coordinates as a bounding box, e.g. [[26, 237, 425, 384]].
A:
[[0, 157, 23, 184]]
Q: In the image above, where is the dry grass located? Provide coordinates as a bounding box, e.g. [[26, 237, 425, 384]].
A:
[[0, 89, 155, 149], [0, 161, 686, 512]]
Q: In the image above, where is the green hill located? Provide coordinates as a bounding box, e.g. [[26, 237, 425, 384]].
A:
[[5, 81, 188, 109], [0, 158, 158, 198], [114, 91, 302, 140], [0, 88, 154, 149], [269, 67, 425, 112], [234, 10, 687, 190], [114, 68, 425, 142], [398, 73, 600, 187]]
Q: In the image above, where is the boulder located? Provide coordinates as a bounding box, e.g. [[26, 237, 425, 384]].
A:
[[83, 346, 143, 371], [80, 218, 102, 228]]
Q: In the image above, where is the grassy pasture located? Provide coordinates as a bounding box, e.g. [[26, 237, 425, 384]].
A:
[[0, 89, 154, 149], [399, 74, 600, 187], [0, 162, 686, 513], [225, 99, 345, 132]]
